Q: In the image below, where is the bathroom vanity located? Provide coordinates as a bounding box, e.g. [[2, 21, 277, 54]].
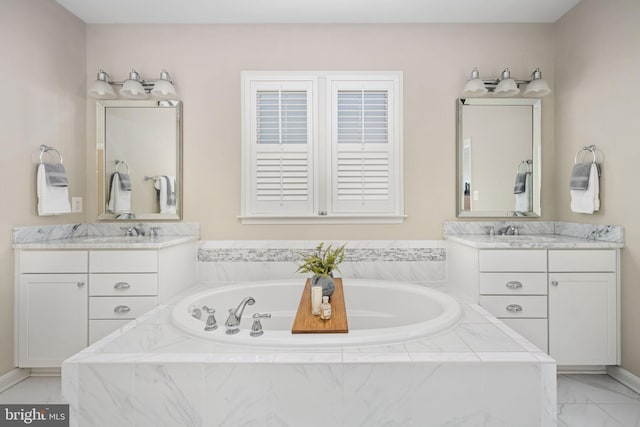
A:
[[445, 223, 623, 368], [13, 233, 198, 368]]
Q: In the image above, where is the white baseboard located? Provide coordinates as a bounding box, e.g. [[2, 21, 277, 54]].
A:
[[607, 366, 640, 395], [0, 368, 30, 393], [29, 368, 61, 377]]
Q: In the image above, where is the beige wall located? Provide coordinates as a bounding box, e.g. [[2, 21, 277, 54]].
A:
[[86, 23, 556, 240], [0, 0, 86, 376], [555, 0, 640, 376]]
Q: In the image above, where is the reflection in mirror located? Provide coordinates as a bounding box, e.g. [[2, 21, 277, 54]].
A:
[[97, 100, 182, 220], [457, 98, 541, 217]]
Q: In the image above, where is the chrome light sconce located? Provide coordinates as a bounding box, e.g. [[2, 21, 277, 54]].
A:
[[462, 67, 551, 98], [88, 68, 177, 100]]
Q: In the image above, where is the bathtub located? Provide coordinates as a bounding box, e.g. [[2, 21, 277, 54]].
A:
[[171, 278, 462, 347]]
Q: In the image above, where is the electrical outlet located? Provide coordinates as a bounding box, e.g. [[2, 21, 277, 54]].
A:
[[71, 197, 83, 213]]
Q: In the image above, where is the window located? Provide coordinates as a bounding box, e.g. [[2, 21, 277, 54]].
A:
[[241, 72, 403, 224]]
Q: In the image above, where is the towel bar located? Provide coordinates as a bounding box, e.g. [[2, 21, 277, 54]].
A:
[[39, 145, 63, 164], [574, 145, 604, 165]]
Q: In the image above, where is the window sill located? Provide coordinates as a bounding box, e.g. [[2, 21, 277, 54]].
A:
[[238, 215, 407, 225]]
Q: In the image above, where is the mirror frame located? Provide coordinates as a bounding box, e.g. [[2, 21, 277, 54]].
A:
[[456, 98, 541, 218], [96, 99, 183, 221]]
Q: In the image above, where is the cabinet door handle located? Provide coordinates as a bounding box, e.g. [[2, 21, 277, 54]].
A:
[[506, 281, 523, 289], [77, 282, 85, 288], [114, 305, 131, 313], [551, 281, 559, 286], [506, 304, 523, 313], [114, 282, 131, 290]]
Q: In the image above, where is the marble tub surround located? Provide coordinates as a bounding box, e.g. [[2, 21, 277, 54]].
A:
[[198, 240, 446, 283], [12, 222, 200, 249], [62, 280, 556, 427]]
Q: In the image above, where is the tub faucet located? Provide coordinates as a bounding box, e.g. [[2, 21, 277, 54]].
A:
[[225, 296, 255, 335]]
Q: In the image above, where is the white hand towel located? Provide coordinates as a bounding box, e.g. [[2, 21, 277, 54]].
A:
[[570, 163, 600, 214], [514, 172, 531, 212], [107, 172, 132, 213], [153, 175, 177, 214], [37, 163, 71, 215]]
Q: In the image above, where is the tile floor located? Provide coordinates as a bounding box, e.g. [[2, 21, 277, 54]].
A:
[[1, 374, 640, 425]]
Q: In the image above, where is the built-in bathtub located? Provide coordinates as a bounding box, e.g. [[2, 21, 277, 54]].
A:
[[62, 278, 556, 426], [172, 279, 462, 347]]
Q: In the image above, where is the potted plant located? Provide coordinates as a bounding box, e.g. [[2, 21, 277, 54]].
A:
[[296, 242, 346, 297]]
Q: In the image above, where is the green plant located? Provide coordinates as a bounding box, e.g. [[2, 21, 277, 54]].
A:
[[296, 242, 346, 277]]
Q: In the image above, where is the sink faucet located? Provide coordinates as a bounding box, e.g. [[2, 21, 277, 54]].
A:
[[497, 224, 518, 235], [122, 224, 147, 237], [225, 296, 255, 335]]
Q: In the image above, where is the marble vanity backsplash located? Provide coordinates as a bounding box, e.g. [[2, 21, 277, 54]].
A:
[[443, 221, 623, 243], [12, 222, 200, 244], [198, 240, 447, 284]]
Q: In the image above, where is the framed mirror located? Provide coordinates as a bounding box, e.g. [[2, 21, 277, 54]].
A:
[[456, 98, 541, 217], [97, 100, 182, 220]]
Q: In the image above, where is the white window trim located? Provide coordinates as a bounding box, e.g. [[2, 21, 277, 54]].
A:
[[240, 71, 405, 225]]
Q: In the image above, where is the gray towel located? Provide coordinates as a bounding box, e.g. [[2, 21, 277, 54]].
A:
[[163, 175, 176, 206], [43, 162, 68, 187], [570, 163, 592, 190], [117, 172, 132, 191], [513, 172, 528, 194]]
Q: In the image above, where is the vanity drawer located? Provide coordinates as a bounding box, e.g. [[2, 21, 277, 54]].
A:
[[501, 318, 548, 353], [89, 319, 131, 345], [89, 250, 158, 273], [89, 296, 158, 319], [479, 250, 547, 272], [479, 272, 547, 295], [548, 250, 616, 272], [89, 274, 158, 296], [479, 295, 547, 318], [19, 251, 88, 273]]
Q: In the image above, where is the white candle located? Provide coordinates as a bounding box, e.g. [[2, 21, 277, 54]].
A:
[[311, 285, 322, 315]]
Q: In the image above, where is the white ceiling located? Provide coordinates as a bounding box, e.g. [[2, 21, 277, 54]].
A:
[[56, 0, 582, 24]]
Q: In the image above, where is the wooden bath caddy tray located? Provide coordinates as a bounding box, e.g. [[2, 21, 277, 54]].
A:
[[291, 278, 349, 334]]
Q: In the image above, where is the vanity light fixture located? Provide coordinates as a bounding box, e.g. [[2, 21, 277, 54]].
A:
[[88, 68, 178, 100], [462, 67, 551, 98]]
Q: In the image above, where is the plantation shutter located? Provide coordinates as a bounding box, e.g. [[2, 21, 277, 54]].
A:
[[249, 81, 315, 215], [330, 80, 398, 214]]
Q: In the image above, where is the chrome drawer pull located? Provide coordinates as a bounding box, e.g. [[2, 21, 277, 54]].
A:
[[506, 304, 523, 313], [551, 281, 559, 286], [506, 281, 523, 289], [77, 282, 85, 288], [114, 282, 131, 290], [114, 305, 131, 313]]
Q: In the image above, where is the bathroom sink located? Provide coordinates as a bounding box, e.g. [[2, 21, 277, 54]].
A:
[[78, 236, 156, 243], [491, 235, 558, 242]]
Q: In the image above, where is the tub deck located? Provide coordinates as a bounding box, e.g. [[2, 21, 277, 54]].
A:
[[62, 281, 557, 426]]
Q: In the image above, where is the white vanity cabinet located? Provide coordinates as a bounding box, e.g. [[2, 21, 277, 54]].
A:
[[447, 241, 620, 367], [548, 250, 618, 365], [88, 250, 159, 344], [477, 250, 549, 352], [17, 251, 88, 368], [15, 240, 197, 368]]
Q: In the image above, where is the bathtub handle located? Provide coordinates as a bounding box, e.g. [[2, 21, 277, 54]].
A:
[[250, 313, 271, 337], [202, 306, 218, 331], [505, 281, 523, 289], [505, 304, 523, 313]]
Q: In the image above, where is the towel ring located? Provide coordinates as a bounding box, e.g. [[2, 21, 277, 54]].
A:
[[115, 160, 129, 174], [39, 145, 63, 164], [517, 160, 532, 173], [574, 145, 604, 165]]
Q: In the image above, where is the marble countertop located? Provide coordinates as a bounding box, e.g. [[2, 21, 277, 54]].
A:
[[12, 234, 199, 250], [445, 234, 624, 249], [65, 281, 555, 365]]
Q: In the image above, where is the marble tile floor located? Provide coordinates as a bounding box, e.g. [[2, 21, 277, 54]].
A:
[[1, 374, 639, 426]]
